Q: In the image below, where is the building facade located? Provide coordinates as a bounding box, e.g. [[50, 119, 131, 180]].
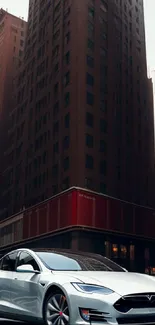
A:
[[0, 187, 155, 273], [1, 0, 154, 217], [0, 9, 27, 218]]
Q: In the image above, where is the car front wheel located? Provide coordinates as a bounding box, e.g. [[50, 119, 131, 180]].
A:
[[44, 291, 70, 325]]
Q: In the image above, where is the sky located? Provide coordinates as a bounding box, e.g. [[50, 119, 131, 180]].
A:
[[0, 0, 155, 69]]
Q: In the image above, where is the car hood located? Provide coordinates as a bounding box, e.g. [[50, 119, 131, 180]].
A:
[[53, 271, 155, 296]]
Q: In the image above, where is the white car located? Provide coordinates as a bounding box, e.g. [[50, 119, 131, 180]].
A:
[[0, 248, 155, 325]]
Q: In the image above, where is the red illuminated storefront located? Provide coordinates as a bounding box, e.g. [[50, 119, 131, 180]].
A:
[[0, 187, 155, 273]]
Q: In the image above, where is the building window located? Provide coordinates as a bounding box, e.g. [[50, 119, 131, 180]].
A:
[[64, 157, 69, 171], [86, 73, 94, 86], [53, 101, 59, 116], [54, 83, 59, 95], [19, 50, 23, 57], [100, 47, 107, 57], [100, 160, 106, 175], [53, 121, 59, 135], [100, 119, 107, 132], [53, 142, 59, 153], [86, 55, 94, 68], [65, 51, 70, 64], [53, 185, 58, 195], [87, 92, 94, 105], [63, 136, 70, 149], [20, 40, 24, 47], [86, 154, 94, 169], [65, 92, 70, 107], [43, 151, 47, 164], [54, 62, 59, 73], [86, 112, 94, 127], [53, 30, 60, 41], [120, 245, 127, 259], [100, 1, 108, 12], [65, 32, 70, 44], [52, 164, 58, 177], [100, 139, 106, 152], [100, 182, 106, 194], [64, 71, 70, 86], [112, 244, 118, 258], [85, 177, 93, 189], [88, 7, 95, 18], [100, 99, 107, 112], [86, 134, 93, 148], [88, 21, 94, 38], [65, 113, 70, 128], [62, 177, 69, 190], [87, 39, 94, 50]]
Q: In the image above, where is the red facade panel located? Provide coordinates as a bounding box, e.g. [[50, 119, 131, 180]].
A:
[[23, 211, 31, 239], [5, 188, 155, 244], [29, 208, 38, 238], [76, 191, 96, 227], [94, 195, 107, 229], [59, 192, 72, 228], [71, 190, 77, 225], [38, 203, 48, 235], [48, 197, 59, 232], [134, 207, 155, 238]]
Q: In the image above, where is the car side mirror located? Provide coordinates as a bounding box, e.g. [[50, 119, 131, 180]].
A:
[[16, 264, 40, 274]]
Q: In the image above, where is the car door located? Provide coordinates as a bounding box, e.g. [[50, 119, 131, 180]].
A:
[[0, 251, 18, 315], [11, 250, 43, 319]]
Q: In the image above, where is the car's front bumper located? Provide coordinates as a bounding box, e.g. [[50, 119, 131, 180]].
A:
[[62, 283, 155, 325]]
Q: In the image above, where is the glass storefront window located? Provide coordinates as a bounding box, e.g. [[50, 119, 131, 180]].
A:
[[120, 245, 127, 258], [112, 244, 118, 258]]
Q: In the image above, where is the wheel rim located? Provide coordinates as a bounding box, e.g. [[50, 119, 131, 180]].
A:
[[46, 293, 69, 325]]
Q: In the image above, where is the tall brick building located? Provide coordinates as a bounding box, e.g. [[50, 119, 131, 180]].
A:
[[0, 9, 27, 218], [1, 0, 154, 217]]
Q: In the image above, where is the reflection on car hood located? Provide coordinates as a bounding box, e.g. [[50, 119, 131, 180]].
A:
[[53, 271, 155, 296]]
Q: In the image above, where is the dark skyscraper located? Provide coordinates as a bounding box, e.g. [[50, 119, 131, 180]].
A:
[[0, 9, 27, 219], [1, 0, 154, 217]]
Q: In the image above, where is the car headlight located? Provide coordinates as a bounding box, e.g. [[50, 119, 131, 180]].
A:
[[72, 283, 114, 295]]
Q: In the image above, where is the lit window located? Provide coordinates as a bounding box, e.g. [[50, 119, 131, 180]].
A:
[[112, 244, 118, 258]]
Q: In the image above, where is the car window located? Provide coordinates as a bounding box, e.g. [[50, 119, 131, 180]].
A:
[[36, 251, 125, 271], [1, 252, 18, 271], [17, 252, 40, 271]]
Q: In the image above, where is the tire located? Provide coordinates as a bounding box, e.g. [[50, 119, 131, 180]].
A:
[[43, 290, 70, 325]]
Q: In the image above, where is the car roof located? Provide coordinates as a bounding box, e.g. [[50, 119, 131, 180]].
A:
[[32, 248, 104, 258]]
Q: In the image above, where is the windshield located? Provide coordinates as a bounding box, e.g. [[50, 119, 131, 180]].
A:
[[36, 251, 125, 272]]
